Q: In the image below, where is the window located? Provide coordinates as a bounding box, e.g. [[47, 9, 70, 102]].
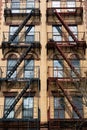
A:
[[72, 96, 83, 118], [9, 26, 19, 43], [54, 97, 65, 118], [67, 0, 75, 11], [24, 60, 34, 78], [25, 26, 35, 43], [53, 26, 62, 42], [7, 59, 17, 78], [26, 0, 34, 13], [54, 60, 63, 77], [71, 59, 80, 77], [52, 0, 61, 12], [68, 25, 78, 43], [23, 97, 34, 119], [11, 0, 20, 13], [4, 97, 15, 118]]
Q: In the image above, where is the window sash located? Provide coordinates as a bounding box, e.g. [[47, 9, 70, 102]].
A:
[[53, 26, 62, 42], [7, 60, 17, 78], [23, 97, 34, 119], [26, 0, 35, 13], [68, 25, 78, 42], [11, 0, 20, 13], [52, 1, 61, 12], [25, 27, 35, 43], [54, 97, 65, 118], [24, 60, 34, 78], [9, 26, 19, 43], [71, 60, 80, 77], [72, 96, 83, 118], [54, 60, 63, 77], [4, 97, 15, 118]]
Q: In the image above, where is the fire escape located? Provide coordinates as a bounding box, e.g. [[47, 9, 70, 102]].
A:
[[46, 0, 87, 130], [0, 0, 41, 129]]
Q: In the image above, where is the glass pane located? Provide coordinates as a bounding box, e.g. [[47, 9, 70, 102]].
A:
[[7, 60, 17, 78], [54, 97, 65, 118], [26, 0, 34, 13], [72, 96, 83, 118], [71, 60, 80, 77], [23, 97, 33, 118], [24, 60, 34, 78], [67, 0, 75, 11], [4, 97, 15, 118], [68, 25, 77, 42], [54, 60, 63, 77], [11, 0, 20, 13], [25, 27, 35, 43], [53, 26, 62, 41], [10, 26, 19, 43], [52, 1, 60, 12]]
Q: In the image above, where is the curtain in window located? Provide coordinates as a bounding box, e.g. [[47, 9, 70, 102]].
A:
[[4, 97, 15, 118], [25, 26, 35, 43], [54, 97, 65, 118], [24, 60, 34, 78], [26, 0, 34, 13], [10, 26, 19, 43], [71, 59, 80, 77], [68, 25, 78, 43], [72, 96, 83, 118], [7, 60, 17, 78], [23, 97, 33, 119], [11, 0, 20, 13], [54, 60, 63, 77], [53, 26, 62, 42]]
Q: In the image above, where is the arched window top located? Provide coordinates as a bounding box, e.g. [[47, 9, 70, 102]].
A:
[[69, 54, 80, 60], [7, 54, 17, 59]]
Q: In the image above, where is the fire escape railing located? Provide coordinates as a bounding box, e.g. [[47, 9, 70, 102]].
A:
[[3, 80, 32, 119], [2, 31, 40, 45], [47, 4, 86, 120]]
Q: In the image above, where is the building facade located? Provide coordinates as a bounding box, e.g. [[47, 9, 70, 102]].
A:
[[0, 0, 87, 130]]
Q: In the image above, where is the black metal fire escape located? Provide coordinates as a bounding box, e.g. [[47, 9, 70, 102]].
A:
[[3, 9, 39, 119]]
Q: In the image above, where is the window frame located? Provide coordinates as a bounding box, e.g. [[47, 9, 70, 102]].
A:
[[7, 59, 17, 78], [11, 0, 20, 13], [52, 25, 62, 42], [24, 60, 34, 78], [54, 96, 65, 119], [72, 96, 83, 118], [53, 59, 63, 78], [22, 96, 34, 119], [4, 96, 15, 118]]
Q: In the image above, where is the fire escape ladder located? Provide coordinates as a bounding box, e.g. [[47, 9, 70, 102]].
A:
[[55, 26, 69, 43], [54, 9, 79, 45], [8, 10, 33, 44], [56, 79, 83, 119], [6, 44, 33, 80], [3, 80, 32, 119], [56, 44, 81, 78]]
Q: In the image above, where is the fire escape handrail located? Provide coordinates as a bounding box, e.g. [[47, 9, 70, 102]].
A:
[[56, 80, 83, 119], [7, 10, 33, 45], [54, 9, 79, 46], [3, 80, 32, 119]]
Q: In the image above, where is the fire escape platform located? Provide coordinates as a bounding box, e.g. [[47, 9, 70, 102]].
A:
[[4, 8, 41, 18], [1, 42, 41, 49], [46, 7, 83, 24], [48, 118, 87, 129], [0, 118, 40, 129]]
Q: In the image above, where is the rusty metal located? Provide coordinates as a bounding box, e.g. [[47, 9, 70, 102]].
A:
[[56, 79, 83, 119], [54, 9, 79, 46]]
